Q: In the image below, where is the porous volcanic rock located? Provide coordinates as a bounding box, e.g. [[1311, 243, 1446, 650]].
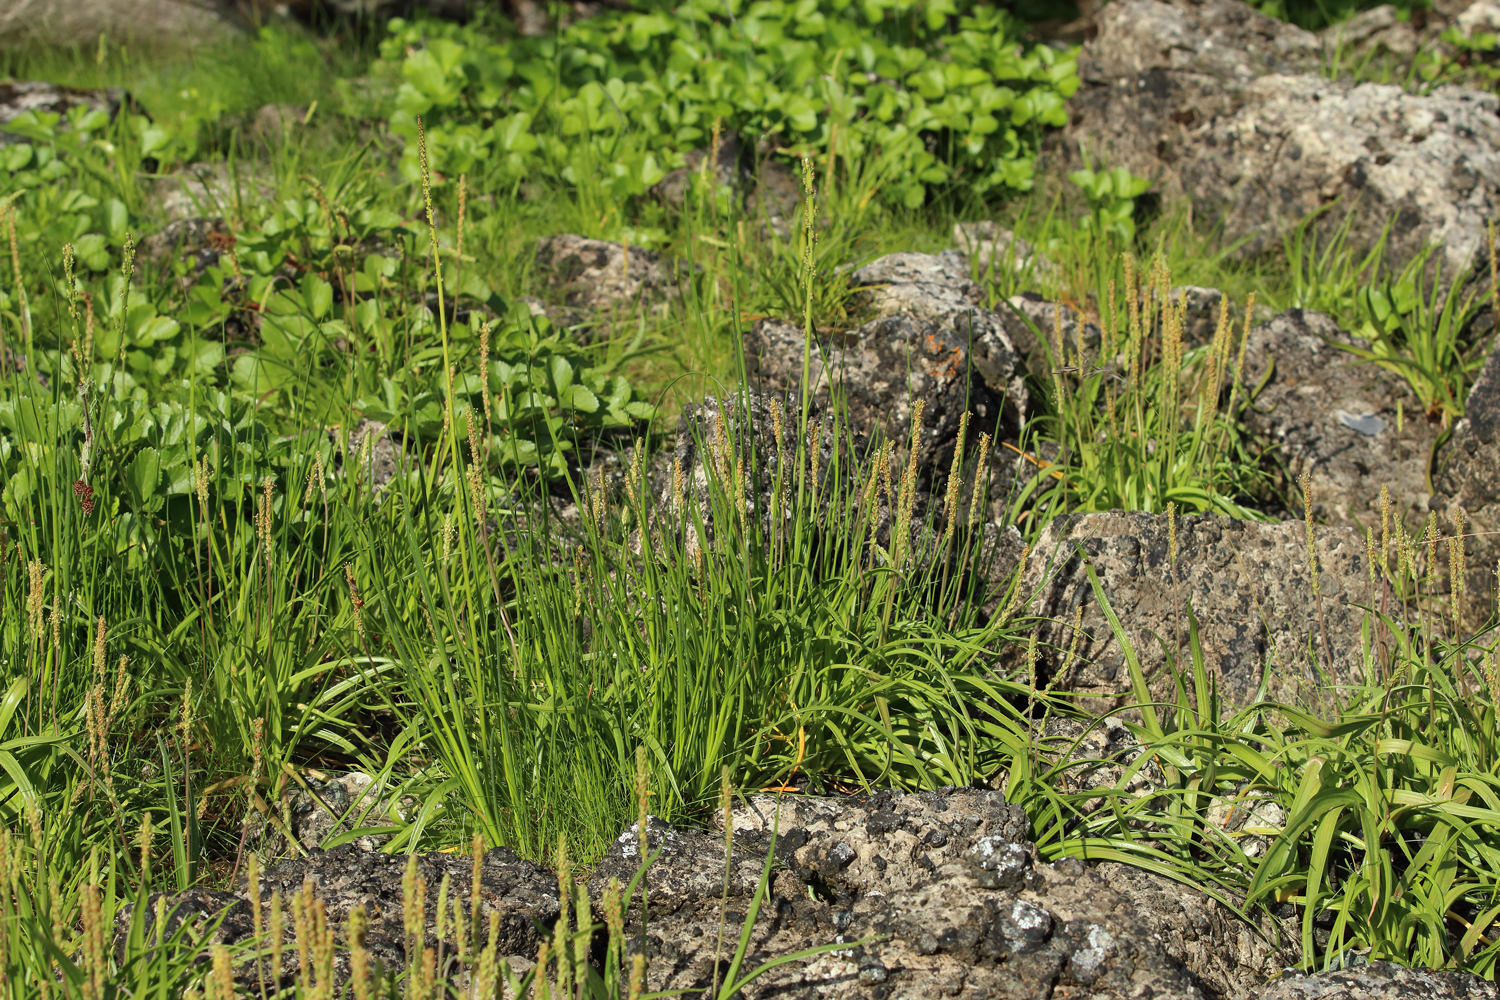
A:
[[1049, 0, 1500, 274], [589, 788, 1295, 1000], [1433, 332, 1500, 629], [247, 844, 560, 986], [747, 251, 1027, 489], [663, 390, 842, 556], [953, 222, 1059, 286], [1238, 310, 1438, 532], [1257, 961, 1500, 999], [150, 163, 278, 224], [534, 233, 682, 316], [1008, 510, 1372, 711]]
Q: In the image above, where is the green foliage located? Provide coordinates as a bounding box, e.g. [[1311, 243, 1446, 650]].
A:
[[1013, 252, 1270, 521], [1068, 160, 1152, 245], [1282, 209, 1488, 423], [1025, 565, 1500, 974], [376, 0, 1078, 215]]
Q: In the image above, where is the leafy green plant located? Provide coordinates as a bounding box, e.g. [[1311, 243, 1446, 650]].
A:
[[376, 0, 1079, 218], [1338, 243, 1487, 425], [1068, 159, 1153, 245]]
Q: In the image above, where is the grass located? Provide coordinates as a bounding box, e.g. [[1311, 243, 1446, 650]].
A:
[[0, 4, 1498, 995]]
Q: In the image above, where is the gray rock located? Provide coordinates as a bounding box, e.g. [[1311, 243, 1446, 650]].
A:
[[1256, 961, 1500, 999], [339, 420, 408, 495], [0, 81, 131, 147], [247, 843, 559, 986], [0, 0, 243, 50], [150, 163, 277, 225], [284, 771, 411, 854], [592, 789, 1289, 999], [1009, 510, 1373, 710], [1050, 0, 1500, 276], [653, 131, 744, 211], [1433, 332, 1500, 628], [534, 233, 681, 315], [661, 389, 841, 559], [850, 249, 985, 319], [748, 251, 1027, 487], [745, 312, 1021, 503], [1239, 310, 1438, 534], [953, 221, 1059, 286]]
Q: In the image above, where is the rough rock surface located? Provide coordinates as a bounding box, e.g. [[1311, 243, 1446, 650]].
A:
[[246, 845, 559, 986], [1049, 0, 1500, 274], [131, 789, 1500, 999], [1239, 310, 1438, 532], [746, 251, 1027, 487], [953, 222, 1059, 286], [534, 233, 682, 316], [0, 0, 243, 49], [1007, 510, 1373, 710], [664, 390, 841, 553], [1434, 332, 1500, 628], [150, 163, 278, 224], [338, 420, 408, 494], [591, 788, 1295, 1000], [249, 770, 413, 856], [0, 81, 131, 147], [653, 130, 746, 210], [1257, 961, 1500, 999]]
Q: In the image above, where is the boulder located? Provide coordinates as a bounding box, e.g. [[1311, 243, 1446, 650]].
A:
[[1009, 510, 1373, 711], [149, 163, 277, 225], [745, 312, 1020, 503], [251, 843, 560, 985], [953, 221, 1059, 287], [652, 130, 745, 211], [534, 233, 682, 317], [1433, 332, 1500, 628], [662, 389, 841, 558], [1238, 310, 1438, 533], [743, 251, 1026, 488], [0, 1, 241, 49], [1049, 0, 1500, 276], [591, 788, 1295, 1000], [0, 81, 131, 147], [132, 788, 1500, 998]]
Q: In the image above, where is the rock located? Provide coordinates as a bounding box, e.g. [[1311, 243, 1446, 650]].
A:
[[1050, 0, 1500, 275], [1434, 332, 1500, 628], [746, 152, 803, 237], [1320, 6, 1425, 62], [953, 221, 1059, 286], [244, 102, 308, 150], [141, 218, 233, 287], [591, 788, 1293, 999], [745, 309, 1022, 501], [338, 420, 408, 494], [653, 131, 744, 211], [0, 81, 132, 147], [1238, 310, 1437, 534], [663, 390, 842, 558], [1011, 510, 1373, 711], [114, 888, 257, 961], [280, 771, 410, 854], [150, 163, 277, 225], [850, 249, 985, 319], [1257, 961, 1500, 999], [534, 233, 681, 317], [250, 843, 560, 985], [0, 0, 243, 50]]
